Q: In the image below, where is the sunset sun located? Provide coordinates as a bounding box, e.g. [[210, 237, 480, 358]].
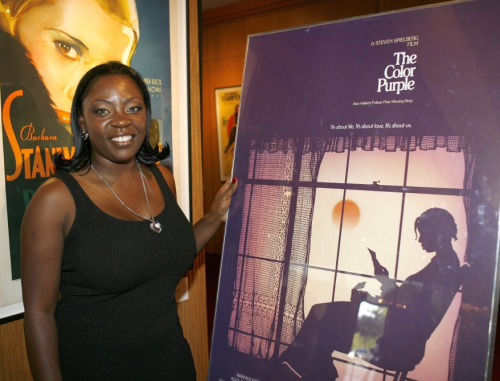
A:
[[332, 199, 360, 229]]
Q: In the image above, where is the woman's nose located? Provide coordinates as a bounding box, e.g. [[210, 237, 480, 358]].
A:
[[110, 111, 131, 127]]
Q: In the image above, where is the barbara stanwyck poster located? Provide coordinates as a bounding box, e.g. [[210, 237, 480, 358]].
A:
[[209, 1, 500, 380], [0, 0, 190, 318]]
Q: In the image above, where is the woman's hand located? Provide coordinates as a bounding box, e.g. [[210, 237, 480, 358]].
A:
[[193, 176, 238, 253], [207, 176, 238, 223]]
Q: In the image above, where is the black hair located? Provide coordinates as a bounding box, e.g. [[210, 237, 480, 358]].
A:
[[414, 207, 458, 241], [53, 61, 170, 171]]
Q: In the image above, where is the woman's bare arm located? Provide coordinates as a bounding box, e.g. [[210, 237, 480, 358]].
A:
[[21, 178, 74, 381], [192, 177, 238, 253]]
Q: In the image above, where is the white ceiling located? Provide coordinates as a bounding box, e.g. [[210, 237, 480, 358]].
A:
[[201, 0, 241, 11]]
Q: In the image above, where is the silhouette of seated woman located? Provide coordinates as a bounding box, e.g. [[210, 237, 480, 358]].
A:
[[266, 208, 464, 381]]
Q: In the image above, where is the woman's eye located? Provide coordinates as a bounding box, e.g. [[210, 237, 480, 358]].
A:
[[128, 106, 143, 113], [54, 41, 80, 60], [93, 108, 109, 115]]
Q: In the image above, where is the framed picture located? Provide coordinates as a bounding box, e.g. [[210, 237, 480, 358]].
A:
[[0, 0, 190, 320], [209, 1, 500, 380], [215, 86, 241, 181]]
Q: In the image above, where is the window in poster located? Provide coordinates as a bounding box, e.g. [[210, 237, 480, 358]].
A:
[[0, 0, 190, 320], [208, 1, 500, 380], [215, 86, 241, 181]]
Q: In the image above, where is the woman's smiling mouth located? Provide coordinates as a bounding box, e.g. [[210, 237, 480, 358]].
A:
[[111, 135, 133, 143]]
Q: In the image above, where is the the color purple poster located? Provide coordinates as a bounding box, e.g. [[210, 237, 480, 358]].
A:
[[209, 1, 500, 380]]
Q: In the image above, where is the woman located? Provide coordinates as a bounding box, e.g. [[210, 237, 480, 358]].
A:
[[0, 0, 139, 125], [265, 208, 463, 380], [20, 62, 238, 380]]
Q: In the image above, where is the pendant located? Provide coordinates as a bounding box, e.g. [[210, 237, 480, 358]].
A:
[[150, 220, 162, 233]]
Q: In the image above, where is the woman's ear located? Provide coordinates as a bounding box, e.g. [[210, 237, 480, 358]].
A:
[[78, 116, 85, 129]]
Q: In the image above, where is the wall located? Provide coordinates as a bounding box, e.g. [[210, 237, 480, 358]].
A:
[[0, 318, 31, 380], [180, 0, 210, 378], [201, 0, 454, 254]]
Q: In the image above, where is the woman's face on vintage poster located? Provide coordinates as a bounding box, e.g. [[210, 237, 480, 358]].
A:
[[16, 0, 137, 121]]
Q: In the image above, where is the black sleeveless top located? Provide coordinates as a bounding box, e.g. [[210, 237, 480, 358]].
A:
[[54, 166, 197, 380]]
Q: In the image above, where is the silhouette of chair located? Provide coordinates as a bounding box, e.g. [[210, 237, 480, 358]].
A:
[[334, 264, 469, 381]]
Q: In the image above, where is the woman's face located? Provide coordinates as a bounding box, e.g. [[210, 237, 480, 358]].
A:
[[417, 227, 440, 253], [79, 74, 147, 165], [16, 0, 136, 121]]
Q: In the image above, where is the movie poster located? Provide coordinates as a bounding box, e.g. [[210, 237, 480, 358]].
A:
[[0, 0, 174, 318], [209, 1, 500, 380], [216, 86, 241, 181]]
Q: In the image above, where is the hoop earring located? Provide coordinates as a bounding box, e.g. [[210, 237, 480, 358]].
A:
[[81, 130, 89, 140]]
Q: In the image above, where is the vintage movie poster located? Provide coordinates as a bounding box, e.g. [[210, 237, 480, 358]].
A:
[[209, 1, 500, 380], [216, 86, 241, 181], [0, 0, 173, 318]]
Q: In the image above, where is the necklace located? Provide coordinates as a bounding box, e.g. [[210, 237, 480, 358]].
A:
[[91, 161, 163, 233]]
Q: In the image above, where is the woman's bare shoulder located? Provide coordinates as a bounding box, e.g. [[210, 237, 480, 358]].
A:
[[23, 175, 75, 231], [33, 176, 72, 204], [155, 164, 176, 198]]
